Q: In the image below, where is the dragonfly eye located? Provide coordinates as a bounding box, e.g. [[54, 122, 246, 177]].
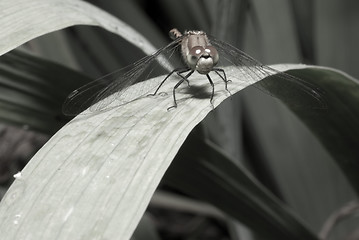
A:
[[205, 46, 219, 64], [187, 46, 204, 66]]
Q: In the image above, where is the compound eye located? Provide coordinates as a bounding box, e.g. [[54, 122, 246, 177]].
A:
[[205, 46, 219, 64], [187, 46, 204, 65]]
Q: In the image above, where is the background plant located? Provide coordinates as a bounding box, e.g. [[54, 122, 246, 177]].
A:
[[0, 0, 358, 240]]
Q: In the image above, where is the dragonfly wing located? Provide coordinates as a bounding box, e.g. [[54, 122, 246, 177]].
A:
[[209, 37, 327, 109], [62, 74, 117, 116], [62, 37, 183, 116]]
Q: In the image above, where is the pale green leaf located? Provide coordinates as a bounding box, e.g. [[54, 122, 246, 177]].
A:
[[0, 0, 157, 56], [0, 64, 299, 240]]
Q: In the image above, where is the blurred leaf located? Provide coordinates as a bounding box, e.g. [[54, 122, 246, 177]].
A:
[[242, 67, 359, 196], [316, 0, 359, 79], [290, 1, 315, 62], [0, 50, 91, 134], [286, 68, 359, 194], [131, 214, 161, 240], [150, 191, 225, 219], [164, 129, 320, 240], [319, 200, 359, 240]]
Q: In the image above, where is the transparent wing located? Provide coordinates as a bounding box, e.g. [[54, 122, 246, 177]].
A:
[[209, 36, 327, 109], [62, 37, 184, 116]]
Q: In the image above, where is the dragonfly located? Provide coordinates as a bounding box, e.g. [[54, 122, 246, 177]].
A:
[[62, 28, 325, 116]]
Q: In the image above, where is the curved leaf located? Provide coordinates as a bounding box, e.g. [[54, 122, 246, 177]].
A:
[[164, 130, 320, 240], [0, 64, 276, 240], [0, 0, 157, 56], [1, 65, 357, 239], [285, 67, 359, 193]]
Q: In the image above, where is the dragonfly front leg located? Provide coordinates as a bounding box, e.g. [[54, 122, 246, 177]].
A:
[[206, 74, 215, 105], [150, 67, 190, 96], [168, 69, 194, 111], [176, 69, 192, 87], [213, 68, 231, 94]]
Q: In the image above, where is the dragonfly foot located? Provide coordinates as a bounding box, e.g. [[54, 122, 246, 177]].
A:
[[226, 89, 232, 96], [210, 101, 215, 110], [167, 105, 177, 111], [147, 92, 158, 98]]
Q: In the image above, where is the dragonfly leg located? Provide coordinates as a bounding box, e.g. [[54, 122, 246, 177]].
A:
[[176, 69, 192, 87], [150, 67, 190, 96], [206, 74, 215, 106], [213, 68, 231, 94], [168, 70, 194, 111]]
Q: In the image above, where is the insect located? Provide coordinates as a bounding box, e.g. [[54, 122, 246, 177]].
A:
[[62, 28, 325, 116]]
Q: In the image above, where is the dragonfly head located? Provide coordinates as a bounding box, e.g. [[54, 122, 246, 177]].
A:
[[187, 46, 219, 74]]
